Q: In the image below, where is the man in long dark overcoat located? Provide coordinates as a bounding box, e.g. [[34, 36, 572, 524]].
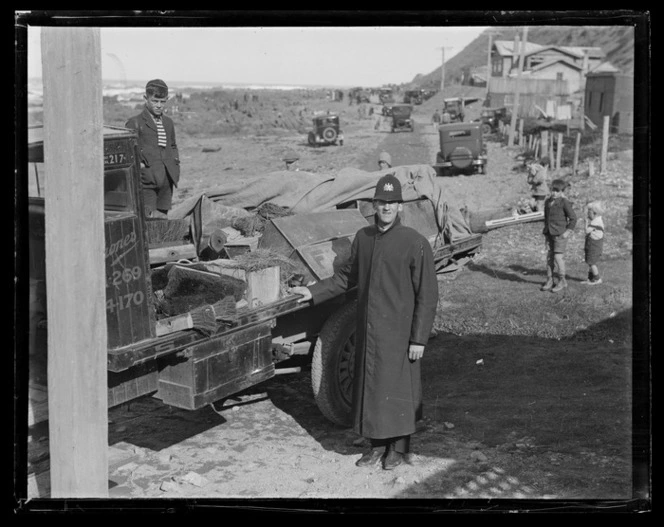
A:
[[289, 173, 439, 470], [125, 79, 181, 217]]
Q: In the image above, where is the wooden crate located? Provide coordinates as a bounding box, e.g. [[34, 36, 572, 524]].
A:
[[199, 259, 281, 308], [155, 322, 274, 410]]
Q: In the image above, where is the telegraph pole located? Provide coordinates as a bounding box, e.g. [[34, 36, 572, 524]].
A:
[[437, 46, 454, 99], [485, 30, 502, 100], [508, 26, 528, 147]]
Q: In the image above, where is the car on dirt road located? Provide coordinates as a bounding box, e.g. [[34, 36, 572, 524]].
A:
[[307, 112, 344, 147], [382, 103, 414, 133], [443, 97, 466, 123], [434, 122, 488, 176], [477, 106, 511, 134], [403, 90, 423, 105]]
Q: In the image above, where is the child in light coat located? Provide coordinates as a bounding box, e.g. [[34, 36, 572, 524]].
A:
[[582, 201, 605, 285]]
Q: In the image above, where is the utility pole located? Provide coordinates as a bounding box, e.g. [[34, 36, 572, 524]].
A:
[[485, 30, 502, 99], [508, 26, 528, 147], [437, 46, 454, 99], [42, 26, 108, 498]]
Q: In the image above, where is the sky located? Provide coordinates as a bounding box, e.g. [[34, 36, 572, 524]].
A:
[[26, 26, 488, 88]]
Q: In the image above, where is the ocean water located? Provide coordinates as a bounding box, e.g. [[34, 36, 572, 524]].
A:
[[27, 78, 343, 102]]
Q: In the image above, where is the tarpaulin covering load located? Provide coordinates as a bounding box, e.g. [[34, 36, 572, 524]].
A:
[[170, 164, 472, 247]]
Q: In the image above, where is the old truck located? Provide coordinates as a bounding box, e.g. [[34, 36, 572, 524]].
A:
[[26, 124, 481, 428]]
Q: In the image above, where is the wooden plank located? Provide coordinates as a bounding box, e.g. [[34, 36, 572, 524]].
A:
[[149, 243, 198, 265], [42, 26, 108, 498], [485, 211, 544, 229]]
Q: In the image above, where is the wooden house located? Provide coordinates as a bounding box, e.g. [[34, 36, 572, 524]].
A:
[[585, 72, 634, 134], [488, 39, 614, 119]]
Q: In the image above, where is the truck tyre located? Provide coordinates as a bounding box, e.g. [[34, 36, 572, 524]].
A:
[[322, 127, 338, 143], [311, 299, 356, 427], [307, 131, 316, 146], [482, 123, 492, 135]]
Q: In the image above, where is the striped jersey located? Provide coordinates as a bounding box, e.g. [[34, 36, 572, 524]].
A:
[[154, 116, 167, 148]]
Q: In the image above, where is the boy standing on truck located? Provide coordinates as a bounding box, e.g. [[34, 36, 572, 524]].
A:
[[288, 173, 439, 471], [125, 79, 181, 218]]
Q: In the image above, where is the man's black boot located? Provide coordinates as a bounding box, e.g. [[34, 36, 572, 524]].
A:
[[356, 447, 384, 467], [383, 444, 404, 470]]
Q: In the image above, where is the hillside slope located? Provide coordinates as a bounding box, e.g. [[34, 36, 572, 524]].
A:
[[413, 25, 636, 89]]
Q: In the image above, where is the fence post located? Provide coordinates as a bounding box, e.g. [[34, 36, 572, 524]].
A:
[[573, 131, 581, 174], [541, 130, 549, 159], [518, 119, 525, 147], [600, 115, 610, 175], [556, 133, 564, 171]]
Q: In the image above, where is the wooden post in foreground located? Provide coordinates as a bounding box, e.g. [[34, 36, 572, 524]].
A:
[[573, 131, 581, 174], [600, 115, 610, 175], [42, 26, 108, 498]]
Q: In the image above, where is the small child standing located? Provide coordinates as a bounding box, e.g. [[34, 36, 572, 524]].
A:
[[541, 179, 577, 293], [527, 157, 550, 212], [581, 201, 605, 285]]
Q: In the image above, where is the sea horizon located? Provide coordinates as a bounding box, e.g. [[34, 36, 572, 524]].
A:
[[27, 77, 358, 96]]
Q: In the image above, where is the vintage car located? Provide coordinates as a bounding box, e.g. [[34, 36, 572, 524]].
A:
[[382, 103, 414, 132], [307, 113, 344, 147], [433, 122, 488, 176], [478, 106, 511, 134], [443, 97, 466, 123], [403, 90, 423, 105]]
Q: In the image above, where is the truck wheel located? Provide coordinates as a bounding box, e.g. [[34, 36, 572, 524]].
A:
[[311, 299, 356, 427], [322, 127, 338, 143], [482, 123, 492, 135], [307, 132, 316, 146]]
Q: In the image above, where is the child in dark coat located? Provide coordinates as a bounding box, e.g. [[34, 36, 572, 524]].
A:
[[541, 179, 577, 293]]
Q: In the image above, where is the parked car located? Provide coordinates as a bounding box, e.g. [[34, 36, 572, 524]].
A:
[[443, 98, 466, 123], [403, 90, 423, 105], [382, 103, 414, 132], [478, 106, 511, 134], [434, 122, 488, 176], [307, 113, 344, 147]]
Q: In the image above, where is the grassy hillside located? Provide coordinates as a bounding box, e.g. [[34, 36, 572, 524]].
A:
[[413, 25, 636, 89]]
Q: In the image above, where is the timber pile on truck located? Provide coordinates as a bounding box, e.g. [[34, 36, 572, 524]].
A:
[[27, 124, 482, 428]]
